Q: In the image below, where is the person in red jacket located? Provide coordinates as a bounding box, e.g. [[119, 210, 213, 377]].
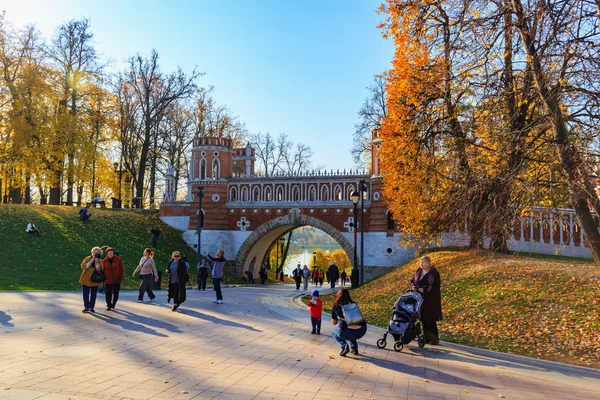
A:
[[307, 289, 323, 334], [103, 248, 125, 310]]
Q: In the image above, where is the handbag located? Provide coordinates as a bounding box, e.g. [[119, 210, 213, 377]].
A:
[[341, 303, 365, 326], [91, 268, 107, 283]]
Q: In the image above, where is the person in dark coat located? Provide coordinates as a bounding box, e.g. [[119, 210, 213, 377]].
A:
[[167, 251, 189, 312], [410, 255, 442, 345], [259, 265, 268, 284], [197, 258, 209, 290], [327, 261, 340, 290], [292, 264, 303, 290]]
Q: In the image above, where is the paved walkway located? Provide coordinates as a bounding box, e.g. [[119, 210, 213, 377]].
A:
[[0, 285, 599, 400]]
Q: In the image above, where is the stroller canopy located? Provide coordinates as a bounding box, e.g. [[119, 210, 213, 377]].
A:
[[394, 291, 424, 317]]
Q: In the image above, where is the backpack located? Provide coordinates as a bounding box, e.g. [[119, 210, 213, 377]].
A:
[[341, 303, 365, 326]]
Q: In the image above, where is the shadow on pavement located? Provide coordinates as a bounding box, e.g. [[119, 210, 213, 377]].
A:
[[367, 346, 494, 389], [88, 312, 169, 337], [0, 310, 14, 327], [111, 308, 182, 333], [177, 308, 263, 332]]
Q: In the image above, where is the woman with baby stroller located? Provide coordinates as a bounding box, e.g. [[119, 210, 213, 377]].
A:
[[410, 255, 442, 345]]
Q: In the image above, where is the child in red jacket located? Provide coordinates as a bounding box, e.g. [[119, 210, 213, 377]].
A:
[[307, 289, 323, 334]]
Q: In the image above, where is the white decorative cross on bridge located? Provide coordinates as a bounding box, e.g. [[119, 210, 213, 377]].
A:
[[237, 217, 250, 231], [344, 217, 356, 233]]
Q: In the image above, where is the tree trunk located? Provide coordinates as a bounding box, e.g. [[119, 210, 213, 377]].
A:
[[511, 0, 600, 263], [49, 170, 62, 205], [66, 152, 75, 205], [76, 185, 84, 207], [149, 140, 157, 208], [24, 175, 31, 204]]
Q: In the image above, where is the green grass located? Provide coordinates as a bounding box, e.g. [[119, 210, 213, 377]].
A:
[[314, 250, 600, 368], [0, 204, 241, 290]]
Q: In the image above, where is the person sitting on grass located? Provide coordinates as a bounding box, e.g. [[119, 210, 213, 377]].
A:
[[79, 206, 91, 222], [25, 219, 40, 236]]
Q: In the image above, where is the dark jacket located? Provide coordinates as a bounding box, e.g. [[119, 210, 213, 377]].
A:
[[327, 264, 339, 281], [167, 259, 189, 302], [292, 268, 303, 282], [410, 266, 442, 322], [198, 264, 209, 278], [103, 255, 125, 285]]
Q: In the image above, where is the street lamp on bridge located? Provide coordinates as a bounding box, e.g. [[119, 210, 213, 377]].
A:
[[350, 190, 360, 288], [279, 236, 286, 281]]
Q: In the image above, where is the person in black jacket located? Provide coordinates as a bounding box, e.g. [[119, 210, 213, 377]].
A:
[[292, 264, 303, 290], [327, 261, 340, 290], [167, 251, 189, 312], [197, 258, 209, 290], [259, 265, 268, 284], [410, 255, 442, 345]]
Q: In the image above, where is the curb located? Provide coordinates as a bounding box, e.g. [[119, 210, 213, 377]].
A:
[[290, 293, 600, 377]]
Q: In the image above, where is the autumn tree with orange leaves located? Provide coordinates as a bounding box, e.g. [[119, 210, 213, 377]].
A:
[[375, 0, 578, 254]]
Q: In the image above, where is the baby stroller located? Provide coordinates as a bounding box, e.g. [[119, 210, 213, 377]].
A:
[[376, 290, 426, 352]]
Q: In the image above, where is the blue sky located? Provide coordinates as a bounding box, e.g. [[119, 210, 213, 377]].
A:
[[2, 0, 393, 170]]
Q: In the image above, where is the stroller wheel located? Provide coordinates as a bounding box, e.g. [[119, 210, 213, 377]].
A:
[[418, 335, 426, 348], [377, 339, 387, 349], [393, 342, 404, 352]]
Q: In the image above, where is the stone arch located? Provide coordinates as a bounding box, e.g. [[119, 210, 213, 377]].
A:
[[253, 186, 261, 202], [212, 159, 220, 179], [308, 185, 317, 201], [334, 184, 343, 201], [292, 185, 301, 202], [199, 158, 207, 179], [229, 186, 238, 202], [264, 186, 272, 202], [321, 185, 329, 201], [241, 186, 249, 202], [236, 213, 355, 277]]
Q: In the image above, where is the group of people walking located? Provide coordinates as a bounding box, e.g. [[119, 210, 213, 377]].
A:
[[292, 261, 351, 291], [79, 246, 227, 313], [79, 245, 442, 357]]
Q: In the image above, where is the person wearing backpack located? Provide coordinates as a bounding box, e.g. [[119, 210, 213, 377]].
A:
[[103, 248, 125, 310], [331, 288, 367, 356]]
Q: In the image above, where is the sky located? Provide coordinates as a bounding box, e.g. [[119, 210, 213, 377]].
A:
[[1, 0, 393, 171]]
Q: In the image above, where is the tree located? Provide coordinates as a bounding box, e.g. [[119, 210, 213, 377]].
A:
[[121, 50, 200, 207], [46, 18, 101, 205], [352, 76, 387, 168], [194, 86, 246, 146], [508, 0, 600, 262]]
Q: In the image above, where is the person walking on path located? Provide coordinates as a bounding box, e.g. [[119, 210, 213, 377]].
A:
[[132, 248, 158, 302], [197, 258, 209, 290], [307, 289, 323, 334], [149, 227, 161, 247], [340, 270, 347, 286], [410, 255, 442, 345], [207, 250, 226, 304], [318, 270, 325, 287], [331, 288, 367, 356], [103, 248, 124, 310], [25, 220, 40, 236], [167, 251, 189, 312], [302, 265, 311, 290], [292, 264, 303, 290], [259, 265, 268, 284], [312, 269, 319, 286], [327, 261, 340, 290], [79, 247, 104, 313]]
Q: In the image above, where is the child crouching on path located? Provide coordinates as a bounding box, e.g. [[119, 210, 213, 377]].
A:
[[307, 290, 323, 334]]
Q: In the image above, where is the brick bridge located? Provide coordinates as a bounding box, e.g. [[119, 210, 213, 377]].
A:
[[160, 137, 597, 278], [159, 136, 412, 279]]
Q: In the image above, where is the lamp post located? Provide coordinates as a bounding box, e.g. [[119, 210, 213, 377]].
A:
[[312, 251, 317, 270], [113, 162, 126, 208], [279, 236, 286, 281], [350, 190, 360, 288], [359, 180, 367, 285], [196, 186, 204, 270]]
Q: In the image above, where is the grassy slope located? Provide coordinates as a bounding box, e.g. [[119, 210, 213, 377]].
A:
[[317, 250, 600, 368], [0, 204, 239, 290]]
